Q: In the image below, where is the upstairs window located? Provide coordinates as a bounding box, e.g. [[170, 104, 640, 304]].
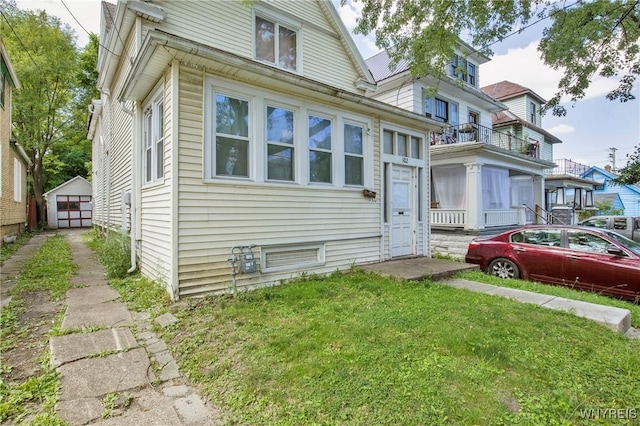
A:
[[450, 54, 477, 86], [425, 93, 458, 126], [529, 101, 537, 124], [143, 88, 164, 185], [255, 15, 298, 71]]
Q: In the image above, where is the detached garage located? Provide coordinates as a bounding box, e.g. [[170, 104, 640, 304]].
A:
[[44, 176, 92, 229]]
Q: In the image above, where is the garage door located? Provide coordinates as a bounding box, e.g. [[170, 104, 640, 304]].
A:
[[57, 195, 92, 228]]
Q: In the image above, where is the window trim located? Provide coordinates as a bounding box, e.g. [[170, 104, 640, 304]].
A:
[[253, 8, 301, 73], [343, 120, 365, 187], [142, 83, 165, 186], [265, 103, 296, 182]]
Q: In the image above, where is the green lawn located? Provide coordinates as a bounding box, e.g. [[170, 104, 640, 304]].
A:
[[161, 271, 640, 425]]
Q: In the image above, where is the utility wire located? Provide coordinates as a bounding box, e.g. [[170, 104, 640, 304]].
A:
[[0, 10, 41, 69], [60, 0, 121, 58]]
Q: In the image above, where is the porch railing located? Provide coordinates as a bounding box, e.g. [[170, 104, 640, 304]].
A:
[[431, 123, 539, 159], [431, 207, 522, 228], [484, 209, 518, 227]]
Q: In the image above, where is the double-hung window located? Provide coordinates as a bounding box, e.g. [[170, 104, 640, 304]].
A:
[[255, 15, 298, 71], [215, 94, 250, 178], [143, 89, 164, 185], [308, 115, 332, 183], [344, 123, 364, 186], [529, 101, 536, 124], [266, 105, 294, 181]]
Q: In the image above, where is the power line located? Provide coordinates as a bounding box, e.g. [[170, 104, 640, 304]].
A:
[[59, 0, 120, 58], [0, 10, 41, 69]]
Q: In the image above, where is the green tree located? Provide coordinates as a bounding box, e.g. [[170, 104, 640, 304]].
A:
[[611, 145, 640, 186], [346, 0, 639, 116], [45, 33, 99, 190], [1, 1, 79, 223]]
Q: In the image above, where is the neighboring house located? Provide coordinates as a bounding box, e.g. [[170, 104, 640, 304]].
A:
[[44, 176, 93, 229], [582, 165, 640, 216], [366, 49, 555, 257], [481, 81, 595, 226], [0, 38, 30, 243], [89, 0, 439, 298]]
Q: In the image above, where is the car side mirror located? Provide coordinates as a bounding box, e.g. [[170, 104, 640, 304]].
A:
[[606, 245, 626, 256]]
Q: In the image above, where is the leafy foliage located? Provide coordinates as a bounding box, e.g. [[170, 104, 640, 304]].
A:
[[1, 0, 98, 223], [346, 0, 639, 116]]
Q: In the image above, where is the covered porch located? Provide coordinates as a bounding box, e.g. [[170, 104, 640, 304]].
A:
[[430, 143, 554, 231]]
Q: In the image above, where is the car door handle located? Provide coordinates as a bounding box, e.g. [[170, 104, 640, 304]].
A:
[[567, 255, 581, 260], [513, 247, 526, 252]]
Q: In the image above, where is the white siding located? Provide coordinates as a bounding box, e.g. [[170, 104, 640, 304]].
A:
[[175, 65, 383, 297], [149, 0, 363, 93], [140, 68, 173, 289]]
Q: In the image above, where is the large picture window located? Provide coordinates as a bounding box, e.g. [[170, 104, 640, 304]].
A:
[[215, 94, 250, 177], [142, 88, 164, 185], [255, 15, 298, 71], [344, 123, 363, 186], [309, 115, 332, 183], [266, 106, 294, 181]]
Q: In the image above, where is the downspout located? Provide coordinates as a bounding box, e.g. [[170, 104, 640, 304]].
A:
[[121, 100, 137, 274]]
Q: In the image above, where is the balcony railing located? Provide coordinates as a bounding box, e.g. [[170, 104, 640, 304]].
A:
[[430, 123, 539, 159], [544, 158, 590, 177]]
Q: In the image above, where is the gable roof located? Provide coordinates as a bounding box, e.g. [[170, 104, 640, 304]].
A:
[[582, 166, 640, 193], [482, 80, 546, 104], [366, 50, 411, 82], [491, 110, 562, 144], [43, 176, 92, 197]]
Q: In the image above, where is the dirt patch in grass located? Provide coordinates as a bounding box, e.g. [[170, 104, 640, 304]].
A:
[[1, 291, 64, 382]]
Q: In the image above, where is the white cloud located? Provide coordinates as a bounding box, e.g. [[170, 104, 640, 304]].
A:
[[481, 40, 619, 103], [546, 123, 574, 135]]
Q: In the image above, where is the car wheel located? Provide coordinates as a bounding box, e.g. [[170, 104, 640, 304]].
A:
[[487, 258, 520, 279]]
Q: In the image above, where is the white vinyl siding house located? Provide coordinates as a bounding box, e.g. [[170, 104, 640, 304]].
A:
[[90, 0, 435, 298]]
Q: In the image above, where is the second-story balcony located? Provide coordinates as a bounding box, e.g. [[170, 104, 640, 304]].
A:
[[430, 123, 540, 159]]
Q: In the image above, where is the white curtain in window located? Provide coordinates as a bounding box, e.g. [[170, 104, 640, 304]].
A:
[[511, 175, 534, 221], [432, 165, 466, 209], [482, 166, 510, 210]]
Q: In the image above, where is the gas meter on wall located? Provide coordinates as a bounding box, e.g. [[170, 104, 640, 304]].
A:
[[239, 248, 257, 274]]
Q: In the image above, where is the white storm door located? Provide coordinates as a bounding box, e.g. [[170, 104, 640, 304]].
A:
[[391, 165, 413, 257]]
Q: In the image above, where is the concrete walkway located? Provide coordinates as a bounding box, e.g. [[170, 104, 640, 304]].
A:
[[46, 230, 222, 425]]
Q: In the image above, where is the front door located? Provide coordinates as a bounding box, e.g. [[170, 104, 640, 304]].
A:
[[391, 165, 413, 257]]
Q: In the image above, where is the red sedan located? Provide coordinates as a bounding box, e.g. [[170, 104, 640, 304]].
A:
[[465, 225, 640, 302]]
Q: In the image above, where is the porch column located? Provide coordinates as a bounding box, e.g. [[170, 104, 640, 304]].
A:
[[464, 162, 484, 230], [533, 175, 545, 224]]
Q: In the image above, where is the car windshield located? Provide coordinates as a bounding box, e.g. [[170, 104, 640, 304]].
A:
[[603, 230, 640, 255]]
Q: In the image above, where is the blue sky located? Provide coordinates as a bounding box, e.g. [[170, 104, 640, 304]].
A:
[[17, 0, 639, 171]]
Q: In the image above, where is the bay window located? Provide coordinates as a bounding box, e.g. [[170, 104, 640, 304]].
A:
[[266, 106, 294, 181], [215, 94, 249, 177], [344, 123, 364, 186], [309, 115, 332, 183]]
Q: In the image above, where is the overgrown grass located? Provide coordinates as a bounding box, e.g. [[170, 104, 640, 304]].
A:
[[83, 230, 171, 317], [457, 270, 640, 329], [0, 234, 74, 424], [83, 229, 130, 279], [11, 235, 76, 300], [161, 271, 640, 425], [0, 231, 35, 263]]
